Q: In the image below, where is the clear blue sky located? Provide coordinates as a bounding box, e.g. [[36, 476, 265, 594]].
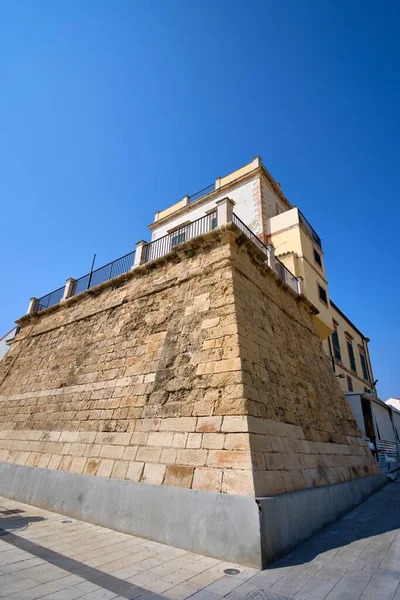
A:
[[1, 1, 399, 399]]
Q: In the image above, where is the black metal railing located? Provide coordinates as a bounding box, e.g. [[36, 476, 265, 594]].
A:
[[144, 212, 217, 263], [298, 210, 322, 250], [74, 250, 136, 295], [38, 286, 65, 312], [189, 183, 215, 203], [36, 250, 136, 312], [33, 207, 301, 314], [233, 214, 269, 258], [233, 213, 300, 294], [274, 257, 300, 294]]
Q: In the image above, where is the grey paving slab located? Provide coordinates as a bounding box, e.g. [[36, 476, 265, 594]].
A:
[[2, 482, 400, 599]]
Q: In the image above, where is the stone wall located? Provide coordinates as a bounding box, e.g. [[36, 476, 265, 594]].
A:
[[229, 240, 380, 495], [0, 227, 380, 499]]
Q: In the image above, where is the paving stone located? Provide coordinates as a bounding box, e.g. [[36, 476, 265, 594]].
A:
[[245, 590, 295, 600]]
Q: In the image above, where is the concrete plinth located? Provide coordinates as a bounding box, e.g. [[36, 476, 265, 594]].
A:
[[0, 461, 386, 568]]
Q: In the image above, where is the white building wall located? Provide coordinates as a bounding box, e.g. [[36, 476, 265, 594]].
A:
[[372, 401, 396, 442], [0, 327, 17, 360], [346, 394, 366, 436], [262, 180, 287, 219], [151, 177, 261, 241]]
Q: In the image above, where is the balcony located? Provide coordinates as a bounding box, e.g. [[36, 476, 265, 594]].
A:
[[268, 207, 322, 251], [298, 210, 322, 250]]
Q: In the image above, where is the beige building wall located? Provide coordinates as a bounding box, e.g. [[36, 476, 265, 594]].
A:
[[322, 303, 375, 395], [267, 208, 333, 340]]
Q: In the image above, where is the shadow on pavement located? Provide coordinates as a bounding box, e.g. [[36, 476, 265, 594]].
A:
[[0, 514, 46, 534], [0, 522, 164, 599], [268, 481, 400, 571]]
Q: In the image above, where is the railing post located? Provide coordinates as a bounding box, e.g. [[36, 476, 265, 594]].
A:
[[296, 276, 304, 295], [62, 278, 77, 301], [132, 240, 148, 269], [215, 177, 221, 189], [27, 297, 39, 315], [216, 197, 235, 226], [182, 195, 190, 206], [266, 245, 275, 270]]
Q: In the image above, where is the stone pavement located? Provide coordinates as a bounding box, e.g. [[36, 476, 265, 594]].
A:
[[1, 481, 400, 599]]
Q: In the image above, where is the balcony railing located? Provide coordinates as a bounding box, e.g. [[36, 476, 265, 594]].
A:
[[298, 210, 322, 250], [189, 183, 215, 203], [74, 250, 136, 296], [144, 212, 217, 262], [38, 286, 65, 312], [31, 209, 301, 314], [233, 214, 300, 294], [233, 214, 269, 258]]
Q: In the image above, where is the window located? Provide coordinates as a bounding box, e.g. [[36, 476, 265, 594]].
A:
[[347, 375, 353, 392], [318, 284, 328, 305], [313, 249, 322, 268], [346, 338, 357, 373], [359, 350, 369, 381], [171, 228, 186, 248], [207, 212, 217, 230], [332, 325, 341, 361]]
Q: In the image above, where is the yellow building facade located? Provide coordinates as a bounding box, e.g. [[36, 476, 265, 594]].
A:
[[149, 157, 376, 395]]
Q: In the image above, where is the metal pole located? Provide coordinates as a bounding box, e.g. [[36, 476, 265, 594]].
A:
[[87, 253, 96, 290]]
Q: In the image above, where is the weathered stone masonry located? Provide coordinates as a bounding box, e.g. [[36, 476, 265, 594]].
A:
[[0, 226, 380, 499]]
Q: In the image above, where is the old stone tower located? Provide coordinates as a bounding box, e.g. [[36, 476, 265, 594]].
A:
[[0, 222, 383, 567]]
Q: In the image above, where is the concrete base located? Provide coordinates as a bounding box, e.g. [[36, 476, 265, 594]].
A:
[[0, 462, 261, 567], [258, 473, 387, 566], [0, 461, 386, 569]]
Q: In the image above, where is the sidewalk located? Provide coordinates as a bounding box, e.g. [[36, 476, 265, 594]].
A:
[[0, 481, 399, 599]]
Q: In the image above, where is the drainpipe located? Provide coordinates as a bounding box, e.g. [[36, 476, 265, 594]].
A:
[[362, 337, 376, 395], [327, 337, 336, 373]]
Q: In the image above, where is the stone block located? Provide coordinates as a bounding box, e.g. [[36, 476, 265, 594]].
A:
[[147, 431, 174, 447], [95, 459, 114, 477], [160, 448, 177, 464], [222, 470, 255, 496], [136, 446, 162, 463], [164, 465, 194, 488], [84, 458, 101, 476], [253, 470, 286, 496], [159, 417, 197, 432], [59, 432, 79, 443], [224, 433, 249, 450], [207, 450, 252, 470], [172, 433, 188, 448], [221, 416, 249, 433], [100, 444, 125, 460], [176, 449, 208, 466], [196, 416, 222, 433], [192, 467, 222, 492], [202, 433, 225, 449], [214, 358, 242, 373], [201, 317, 220, 329], [69, 456, 87, 474], [141, 463, 166, 484], [186, 433, 202, 448], [111, 460, 129, 480], [283, 454, 305, 471], [126, 461, 144, 481], [122, 446, 138, 461], [265, 453, 285, 471]]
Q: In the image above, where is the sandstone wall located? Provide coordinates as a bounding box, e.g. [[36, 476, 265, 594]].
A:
[[0, 227, 380, 498], [229, 240, 380, 495]]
